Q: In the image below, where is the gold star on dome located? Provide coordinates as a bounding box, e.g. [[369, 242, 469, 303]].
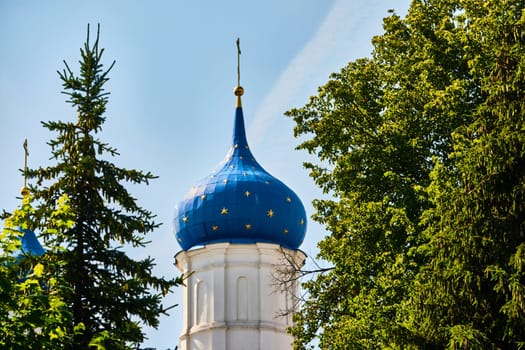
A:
[[234, 144, 239, 148], [223, 179, 229, 184], [286, 196, 292, 203], [245, 191, 251, 197], [212, 225, 219, 231], [221, 207, 229, 215], [267, 209, 274, 218], [300, 218, 305, 225], [265, 181, 270, 185], [240, 156, 243, 160], [283, 229, 289, 234], [182, 216, 188, 223], [245, 224, 252, 230], [201, 194, 207, 200]]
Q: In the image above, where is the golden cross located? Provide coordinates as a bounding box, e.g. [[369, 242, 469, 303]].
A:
[[21, 139, 29, 196], [236, 38, 241, 87]]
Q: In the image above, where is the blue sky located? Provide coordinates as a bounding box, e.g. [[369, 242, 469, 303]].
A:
[[0, 0, 410, 348]]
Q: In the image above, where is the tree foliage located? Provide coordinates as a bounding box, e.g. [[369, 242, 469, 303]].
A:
[[286, 0, 525, 348], [25, 25, 182, 349], [0, 194, 79, 349]]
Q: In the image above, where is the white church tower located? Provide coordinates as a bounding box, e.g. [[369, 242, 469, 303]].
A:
[[173, 41, 307, 350]]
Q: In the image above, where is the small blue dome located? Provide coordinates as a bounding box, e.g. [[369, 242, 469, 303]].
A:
[[174, 97, 307, 251]]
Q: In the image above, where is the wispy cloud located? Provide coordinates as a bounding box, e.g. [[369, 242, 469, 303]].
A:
[[247, 0, 385, 147]]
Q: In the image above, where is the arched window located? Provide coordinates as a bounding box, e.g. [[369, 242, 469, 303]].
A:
[[236, 276, 248, 320], [196, 280, 208, 324]]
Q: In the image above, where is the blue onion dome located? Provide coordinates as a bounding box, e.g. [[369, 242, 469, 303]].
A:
[[174, 86, 307, 251]]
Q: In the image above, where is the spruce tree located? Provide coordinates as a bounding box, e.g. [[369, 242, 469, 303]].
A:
[[27, 25, 181, 349]]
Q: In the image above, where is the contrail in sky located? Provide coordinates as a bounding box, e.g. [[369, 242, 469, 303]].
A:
[[247, 0, 396, 147]]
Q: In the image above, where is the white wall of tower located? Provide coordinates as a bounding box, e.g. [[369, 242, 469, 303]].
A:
[[175, 242, 305, 350]]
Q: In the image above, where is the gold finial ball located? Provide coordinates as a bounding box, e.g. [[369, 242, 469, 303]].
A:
[[20, 187, 30, 196], [234, 86, 244, 96]]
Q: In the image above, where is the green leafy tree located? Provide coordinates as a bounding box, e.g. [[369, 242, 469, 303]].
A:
[[0, 194, 79, 349], [26, 25, 181, 349], [404, 1, 525, 348], [286, 0, 524, 348]]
